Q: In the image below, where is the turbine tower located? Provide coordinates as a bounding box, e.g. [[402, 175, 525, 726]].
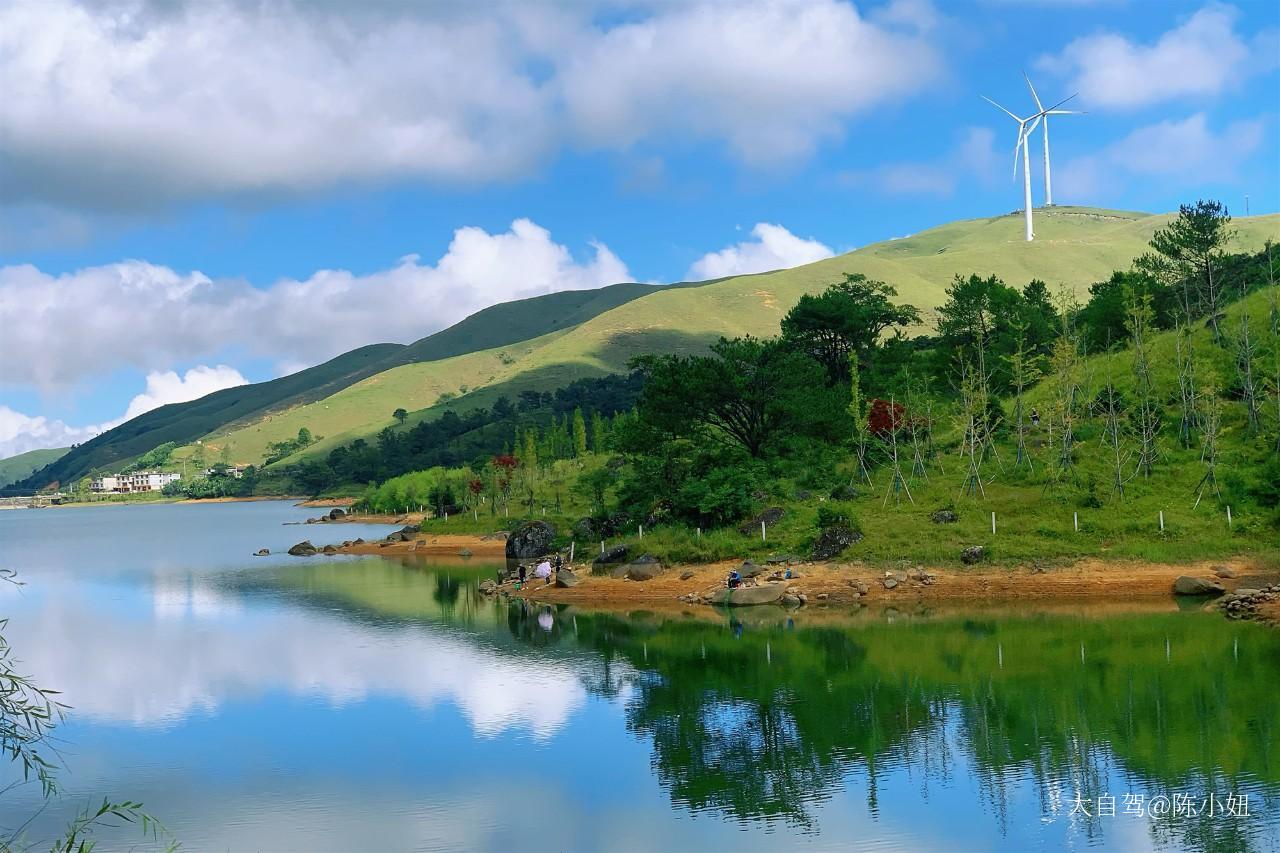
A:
[[982, 91, 1079, 242], [1022, 73, 1083, 207], [982, 96, 1040, 242]]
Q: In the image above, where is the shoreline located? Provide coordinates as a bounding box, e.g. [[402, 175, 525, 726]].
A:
[[334, 534, 1280, 618]]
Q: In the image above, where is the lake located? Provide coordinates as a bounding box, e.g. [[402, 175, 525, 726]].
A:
[[1, 500, 1277, 852]]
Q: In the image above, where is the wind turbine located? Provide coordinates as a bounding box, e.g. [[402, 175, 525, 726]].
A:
[[982, 91, 1079, 241], [982, 95, 1040, 241], [1022, 73, 1083, 207]]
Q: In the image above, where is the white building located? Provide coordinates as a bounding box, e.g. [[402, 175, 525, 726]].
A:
[[93, 471, 181, 494], [90, 475, 119, 493]]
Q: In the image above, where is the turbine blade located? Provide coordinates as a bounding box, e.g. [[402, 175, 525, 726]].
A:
[[1013, 128, 1024, 180], [982, 95, 1023, 122], [1022, 71, 1044, 111], [1047, 109, 1085, 115], [1026, 115, 1042, 135], [1045, 93, 1077, 112]]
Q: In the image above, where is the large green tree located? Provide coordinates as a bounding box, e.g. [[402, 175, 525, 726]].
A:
[[780, 273, 919, 385], [1137, 199, 1234, 339], [632, 337, 834, 457]]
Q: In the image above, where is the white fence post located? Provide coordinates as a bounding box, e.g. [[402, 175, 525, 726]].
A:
[[991, 512, 996, 535], [569, 541, 575, 564], [1227, 505, 1232, 527], [600, 540, 605, 553], [1159, 510, 1165, 531], [1073, 511, 1078, 532], [761, 520, 767, 542], [639, 524, 644, 539]]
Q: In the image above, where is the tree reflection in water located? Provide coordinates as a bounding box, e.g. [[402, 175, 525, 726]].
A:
[[532, 606, 1279, 851]]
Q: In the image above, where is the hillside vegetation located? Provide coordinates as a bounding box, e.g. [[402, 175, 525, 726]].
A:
[[0, 447, 68, 490], [204, 207, 1280, 470]]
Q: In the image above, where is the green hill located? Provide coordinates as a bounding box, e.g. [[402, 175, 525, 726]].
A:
[[0, 447, 69, 490], [205, 206, 1280, 467], [13, 282, 673, 490]]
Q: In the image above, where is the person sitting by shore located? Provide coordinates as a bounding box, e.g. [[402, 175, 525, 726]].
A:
[[535, 559, 553, 586], [727, 570, 742, 589]]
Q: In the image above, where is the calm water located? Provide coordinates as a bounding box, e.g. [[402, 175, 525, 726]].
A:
[[1, 501, 1277, 852]]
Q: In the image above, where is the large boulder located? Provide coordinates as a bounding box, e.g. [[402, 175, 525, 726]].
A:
[[960, 546, 986, 565], [1173, 576, 1225, 596], [624, 555, 663, 582], [592, 544, 630, 575], [810, 524, 861, 560], [288, 540, 317, 556], [710, 583, 786, 606], [829, 484, 860, 501], [739, 560, 765, 579], [573, 517, 598, 540], [556, 569, 581, 588], [930, 508, 958, 524], [739, 507, 784, 535], [506, 521, 557, 559], [328, 507, 346, 520]]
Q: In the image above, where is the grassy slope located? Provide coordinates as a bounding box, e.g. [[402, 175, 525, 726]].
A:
[[415, 286, 1280, 568], [0, 447, 69, 489], [17, 282, 673, 488], [211, 207, 1280, 467]]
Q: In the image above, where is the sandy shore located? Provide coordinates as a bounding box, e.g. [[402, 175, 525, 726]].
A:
[[336, 534, 1279, 616]]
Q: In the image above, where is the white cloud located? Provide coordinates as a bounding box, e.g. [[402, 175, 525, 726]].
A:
[[686, 223, 835, 280], [838, 126, 1000, 197], [558, 0, 941, 166], [0, 0, 942, 216], [0, 406, 102, 458], [120, 365, 248, 421], [1056, 112, 1265, 199], [0, 219, 631, 389], [0, 365, 248, 458], [1037, 5, 1270, 110]]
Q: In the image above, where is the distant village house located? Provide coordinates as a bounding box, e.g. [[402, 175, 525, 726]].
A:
[[90, 471, 182, 494]]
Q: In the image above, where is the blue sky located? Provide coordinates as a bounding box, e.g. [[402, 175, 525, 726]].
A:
[[1, 0, 1277, 458]]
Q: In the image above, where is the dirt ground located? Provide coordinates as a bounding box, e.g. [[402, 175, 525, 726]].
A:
[[333, 534, 1280, 614]]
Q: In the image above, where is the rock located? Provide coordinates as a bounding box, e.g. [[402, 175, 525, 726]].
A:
[[322, 544, 337, 554], [883, 577, 899, 590], [254, 548, 270, 556], [1173, 576, 1225, 596], [709, 583, 786, 606], [625, 556, 664, 582], [573, 517, 597, 540], [931, 508, 958, 524], [1235, 588, 1262, 597], [782, 594, 802, 607], [829, 484, 859, 501], [739, 507, 784, 535], [810, 524, 862, 560], [352, 538, 365, 545], [739, 560, 765, 579], [816, 593, 829, 601], [960, 546, 986, 565], [458, 548, 473, 557], [680, 571, 695, 581], [592, 544, 630, 574], [506, 520, 557, 559], [328, 508, 346, 520], [288, 540, 317, 556], [556, 569, 581, 588], [1212, 565, 1237, 579], [478, 579, 497, 594], [385, 531, 404, 542], [857, 582, 869, 595], [908, 568, 928, 581]]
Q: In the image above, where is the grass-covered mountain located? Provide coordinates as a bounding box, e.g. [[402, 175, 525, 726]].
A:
[[203, 206, 1279, 469], [19, 205, 1280, 489], [15, 282, 673, 489], [0, 447, 69, 490]]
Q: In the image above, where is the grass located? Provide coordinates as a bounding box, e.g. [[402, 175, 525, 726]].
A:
[[210, 206, 1280, 469], [0, 447, 68, 489]]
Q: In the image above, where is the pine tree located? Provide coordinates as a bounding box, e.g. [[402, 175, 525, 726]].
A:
[[571, 408, 588, 457], [956, 362, 989, 498], [1174, 324, 1201, 448], [1193, 382, 1224, 508], [847, 352, 873, 484], [1234, 312, 1261, 435], [1126, 292, 1160, 477], [1097, 379, 1134, 501]]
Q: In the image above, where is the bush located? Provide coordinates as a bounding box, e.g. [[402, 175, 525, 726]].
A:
[[817, 503, 858, 529]]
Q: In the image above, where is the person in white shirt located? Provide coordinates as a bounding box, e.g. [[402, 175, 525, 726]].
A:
[[534, 559, 553, 585]]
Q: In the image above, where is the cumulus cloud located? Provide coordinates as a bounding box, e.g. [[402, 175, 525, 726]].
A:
[[558, 0, 941, 166], [686, 224, 835, 280], [1037, 5, 1273, 110], [0, 219, 630, 389], [0, 0, 942, 216], [838, 126, 1001, 197], [0, 365, 248, 458], [0, 406, 103, 459], [120, 365, 248, 421], [1056, 112, 1265, 199]]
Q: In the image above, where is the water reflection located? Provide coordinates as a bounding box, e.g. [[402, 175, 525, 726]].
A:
[[2, 502, 1277, 852]]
